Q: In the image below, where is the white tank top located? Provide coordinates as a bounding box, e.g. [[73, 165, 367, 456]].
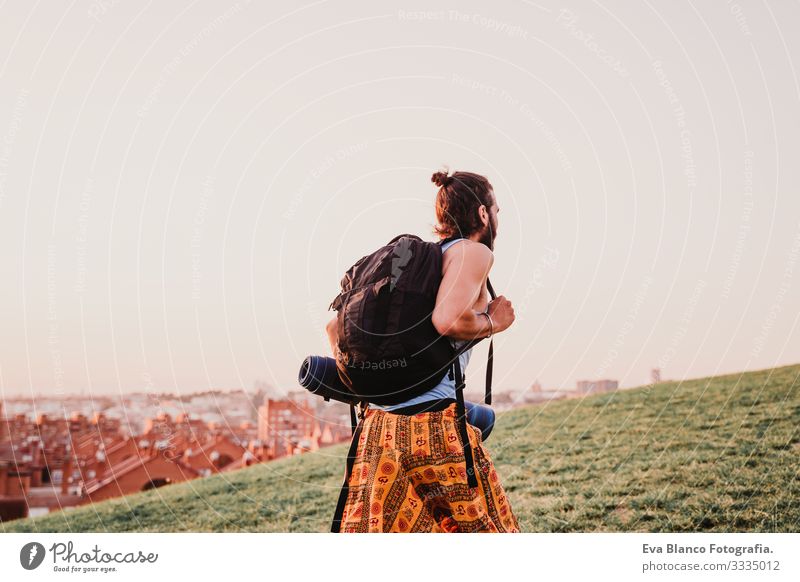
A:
[[371, 238, 471, 411]]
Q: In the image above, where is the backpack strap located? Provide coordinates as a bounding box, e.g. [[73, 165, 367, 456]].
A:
[[485, 278, 496, 405], [449, 276, 496, 487], [349, 403, 358, 435], [453, 353, 479, 489], [331, 402, 367, 532]]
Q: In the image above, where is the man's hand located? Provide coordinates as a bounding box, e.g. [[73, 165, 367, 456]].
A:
[[487, 295, 515, 333]]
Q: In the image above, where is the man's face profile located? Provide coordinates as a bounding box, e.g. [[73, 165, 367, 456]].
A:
[[477, 190, 499, 250]]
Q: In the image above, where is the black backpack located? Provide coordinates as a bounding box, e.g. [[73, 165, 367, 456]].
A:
[[329, 234, 496, 531], [328, 233, 495, 407]]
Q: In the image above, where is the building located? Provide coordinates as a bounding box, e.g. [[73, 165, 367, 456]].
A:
[[181, 434, 248, 476], [0, 459, 85, 520], [81, 449, 200, 502], [520, 380, 569, 405], [576, 379, 619, 394], [1, 392, 351, 523], [257, 397, 316, 459]]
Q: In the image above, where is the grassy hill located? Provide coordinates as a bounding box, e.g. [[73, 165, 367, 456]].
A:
[[4, 363, 798, 532]]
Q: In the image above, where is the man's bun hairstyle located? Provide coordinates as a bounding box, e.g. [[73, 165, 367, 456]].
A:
[[431, 170, 453, 188], [432, 168, 493, 239]]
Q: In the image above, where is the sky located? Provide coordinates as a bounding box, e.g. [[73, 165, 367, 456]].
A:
[[0, 0, 798, 399]]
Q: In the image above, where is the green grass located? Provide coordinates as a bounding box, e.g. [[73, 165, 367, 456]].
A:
[[4, 363, 798, 532]]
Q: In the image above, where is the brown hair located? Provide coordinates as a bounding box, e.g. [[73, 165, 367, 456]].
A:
[[432, 169, 494, 238]]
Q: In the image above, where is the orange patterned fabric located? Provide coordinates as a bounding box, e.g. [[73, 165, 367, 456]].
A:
[[339, 402, 521, 533]]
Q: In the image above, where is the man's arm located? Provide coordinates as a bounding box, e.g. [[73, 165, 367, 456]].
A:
[[431, 241, 513, 341]]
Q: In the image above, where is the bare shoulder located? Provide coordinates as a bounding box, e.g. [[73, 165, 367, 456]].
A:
[[443, 239, 494, 269], [441, 240, 493, 284]]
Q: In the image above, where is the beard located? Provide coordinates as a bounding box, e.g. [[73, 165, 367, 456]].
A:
[[476, 217, 497, 250]]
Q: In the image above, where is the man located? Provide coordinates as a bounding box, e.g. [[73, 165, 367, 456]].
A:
[[327, 170, 515, 353], [326, 169, 520, 533]]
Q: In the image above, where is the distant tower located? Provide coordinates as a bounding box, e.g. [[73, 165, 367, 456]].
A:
[[651, 368, 661, 384], [530, 380, 542, 393]]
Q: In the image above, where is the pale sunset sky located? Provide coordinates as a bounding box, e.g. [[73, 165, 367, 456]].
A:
[[0, 1, 798, 398]]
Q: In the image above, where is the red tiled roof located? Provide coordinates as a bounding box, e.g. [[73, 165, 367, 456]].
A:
[[83, 450, 198, 495]]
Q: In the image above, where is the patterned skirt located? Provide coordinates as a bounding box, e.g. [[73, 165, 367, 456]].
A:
[[337, 400, 521, 533]]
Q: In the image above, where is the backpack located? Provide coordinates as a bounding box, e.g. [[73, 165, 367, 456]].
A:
[[328, 234, 496, 531], [328, 233, 495, 407]]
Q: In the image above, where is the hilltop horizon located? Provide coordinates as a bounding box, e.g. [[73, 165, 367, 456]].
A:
[[4, 359, 797, 401]]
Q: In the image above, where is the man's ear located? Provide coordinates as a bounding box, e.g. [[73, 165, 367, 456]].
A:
[[478, 204, 489, 226]]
